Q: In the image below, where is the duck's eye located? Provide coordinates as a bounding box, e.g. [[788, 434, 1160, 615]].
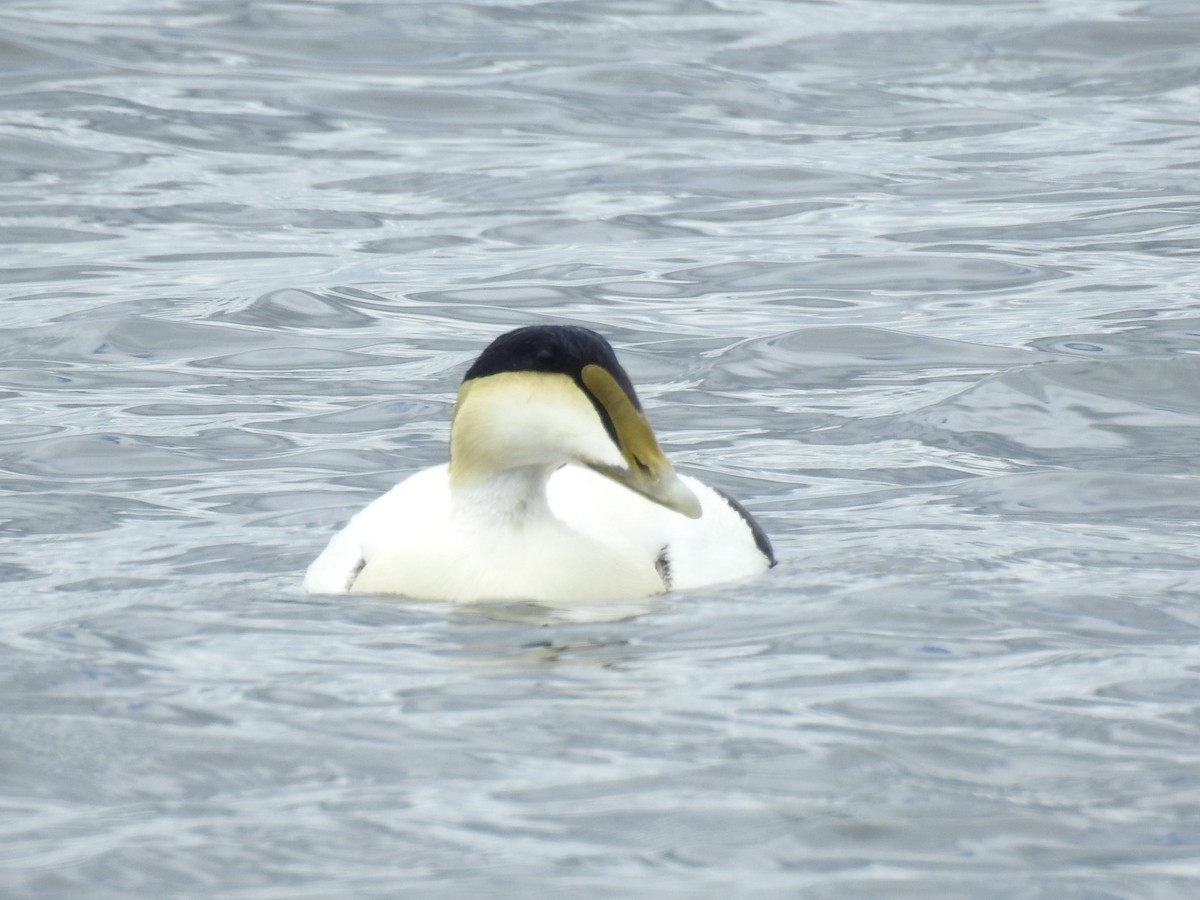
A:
[[534, 347, 554, 367]]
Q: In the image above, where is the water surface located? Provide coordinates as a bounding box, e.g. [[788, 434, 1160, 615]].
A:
[[2, 0, 1200, 896]]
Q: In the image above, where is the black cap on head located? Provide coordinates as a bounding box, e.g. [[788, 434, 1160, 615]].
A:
[[464, 325, 643, 412]]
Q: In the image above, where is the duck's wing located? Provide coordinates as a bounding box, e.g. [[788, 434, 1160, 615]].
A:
[[548, 466, 773, 592], [304, 464, 451, 594], [656, 475, 775, 590], [304, 519, 368, 594]]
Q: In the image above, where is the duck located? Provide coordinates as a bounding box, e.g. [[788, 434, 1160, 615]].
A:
[[305, 325, 774, 602]]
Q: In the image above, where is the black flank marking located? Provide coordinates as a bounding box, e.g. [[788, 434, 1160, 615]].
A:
[[713, 487, 776, 567], [346, 558, 366, 592], [655, 547, 673, 589]]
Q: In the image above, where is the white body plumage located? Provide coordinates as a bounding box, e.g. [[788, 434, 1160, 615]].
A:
[[305, 463, 771, 601]]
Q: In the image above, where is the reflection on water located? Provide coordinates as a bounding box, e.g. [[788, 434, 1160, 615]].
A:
[[2, 0, 1200, 895]]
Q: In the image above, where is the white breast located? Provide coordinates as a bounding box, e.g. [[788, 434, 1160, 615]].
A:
[[305, 463, 770, 601]]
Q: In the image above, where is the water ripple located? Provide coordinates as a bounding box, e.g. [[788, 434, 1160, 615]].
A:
[[2, 0, 1200, 896]]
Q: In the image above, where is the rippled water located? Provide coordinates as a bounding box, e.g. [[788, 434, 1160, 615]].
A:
[[3, 0, 1200, 895]]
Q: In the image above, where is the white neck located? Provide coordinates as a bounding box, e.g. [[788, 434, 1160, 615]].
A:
[[449, 463, 558, 528]]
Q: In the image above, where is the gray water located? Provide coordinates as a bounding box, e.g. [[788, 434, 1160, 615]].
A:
[[2, 0, 1200, 896]]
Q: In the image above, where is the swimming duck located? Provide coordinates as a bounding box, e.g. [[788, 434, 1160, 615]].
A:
[[305, 325, 774, 602]]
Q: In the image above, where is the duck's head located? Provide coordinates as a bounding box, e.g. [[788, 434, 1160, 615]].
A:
[[449, 325, 702, 519]]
